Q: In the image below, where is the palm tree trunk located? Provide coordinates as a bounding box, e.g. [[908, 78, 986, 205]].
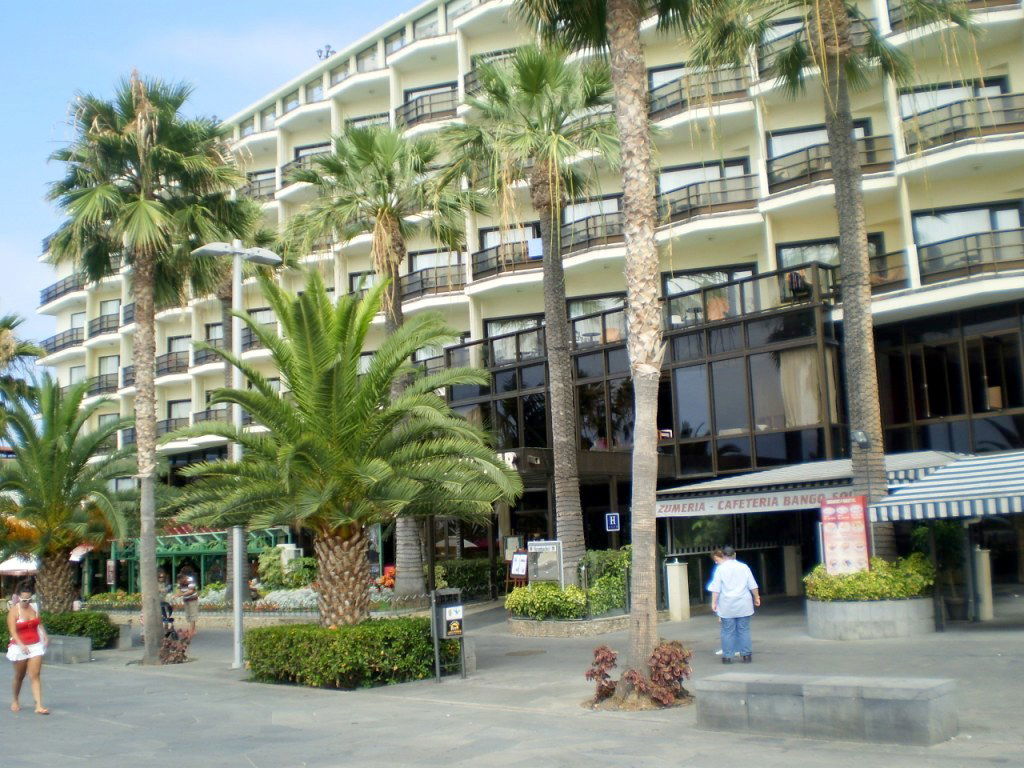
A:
[[133, 253, 162, 664], [531, 167, 586, 585], [816, 3, 892, 558], [314, 526, 371, 626], [605, 0, 664, 683], [36, 550, 75, 613]]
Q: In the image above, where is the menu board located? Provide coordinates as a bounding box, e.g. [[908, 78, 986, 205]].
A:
[[820, 496, 870, 575]]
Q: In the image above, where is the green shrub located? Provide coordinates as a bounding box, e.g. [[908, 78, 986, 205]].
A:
[[587, 573, 626, 615], [86, 590, 141, 607], [504, 582, 587, 620], [432, 559, 504, 597], [258, 550, 317, 589], [244, 618, 458, 689], [804, 553, 936, 602], [1, 611, 119, 649], [579, 547, 630, 583]]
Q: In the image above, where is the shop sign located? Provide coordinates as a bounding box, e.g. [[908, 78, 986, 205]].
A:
[[510, 551, 528, 577], [820, 496, 870, 575], [656, 489, 856, 518], [605, 512, 621, 532], [105, 559, 116, 585]]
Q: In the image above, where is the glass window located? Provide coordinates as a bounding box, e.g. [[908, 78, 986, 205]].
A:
[[663, 266, 754, 297], [746, 310, 816, 348], [349, 272, 377, 292], [410, 250, 462, 271], [494, 369, 517, 393], [494, 398, 519, 448], [167, 335, 191, 353], [487, 316, 543, 366], [330, 63, 350, 85], [385, 30, 406, 55], [167, 400, 191, 420], [413, 11, 439, 39], [446, 0, 474, 26], [575, 352, 604, 380], [563, 197, 620, 224], [248, 308, 275, 326], [972, 415, 1024, 452], [260, 106, 276, 131], [648, 63, 688, 91], [70, 311, 86, 329], [712, 357, 749, 435], [68, 365, 86, 384], [659, 161, 746, 193], [454, 403, 491, 432], [480, 224, 538, 249], [679, 441, 713, 475], [908, 343, 966, 419], [709, 325, 743, 355], [717, 437, 752, 471], [768, 123, 866, 157], [578, 382, 607, 450], [98, 355, 120, 375], [520, 363, 545, 390], [966, 334, 1024, 413], [913, 204, 1022, 246], [609, 378, 634, 448], [356, 46, 378, 73], [878, 347, 911, 425], [305, 78, 324, 102], [777, 234, 883, 269], [283, 90, 300, 113], [672, 332, 704, 363], [240, 118, 256, 137], [98, 412, 119, 428], [749, 350, 820, 430], [899, 78, 1008, 117], [99, 298, 121, 316], [522, 393, 547, 447], [755, 429, 825, 467], [673, 365, 709, 439], [358, 352, 372, 375], [206, 323, 224, 341]]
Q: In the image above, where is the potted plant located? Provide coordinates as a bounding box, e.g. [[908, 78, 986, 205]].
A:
[[911, 522, 966, 620]]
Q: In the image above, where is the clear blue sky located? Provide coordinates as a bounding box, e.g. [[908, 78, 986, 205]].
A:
[[0, 0, 408, 341]]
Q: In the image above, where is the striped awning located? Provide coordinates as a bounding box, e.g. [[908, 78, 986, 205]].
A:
[[870, 450, 1024, 522]]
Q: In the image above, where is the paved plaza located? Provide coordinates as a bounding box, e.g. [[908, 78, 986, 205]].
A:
[[3, 595, 1023, 768]]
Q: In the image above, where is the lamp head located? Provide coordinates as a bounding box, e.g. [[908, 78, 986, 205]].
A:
[[851, 430, 870, 450]]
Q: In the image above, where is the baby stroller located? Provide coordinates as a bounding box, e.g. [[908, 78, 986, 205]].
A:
[[161, 601, 178, 640]]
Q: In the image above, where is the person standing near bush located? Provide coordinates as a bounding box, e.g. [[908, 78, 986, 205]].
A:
[[177, 573, 199, 634], [6, 582, 49, 714], [708, 547, 760, 664]]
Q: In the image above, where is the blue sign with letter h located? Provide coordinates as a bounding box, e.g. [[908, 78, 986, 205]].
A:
[[605, 512, 620, 532]]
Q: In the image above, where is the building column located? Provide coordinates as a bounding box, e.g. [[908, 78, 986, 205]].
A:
[[896, 178, 922, 288]]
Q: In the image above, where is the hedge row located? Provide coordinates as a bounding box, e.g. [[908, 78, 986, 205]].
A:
[[434, 558, 504, 597], [1, 611, 119, 649], [804, 553, 936, 601], [244, 617, 459, 689]]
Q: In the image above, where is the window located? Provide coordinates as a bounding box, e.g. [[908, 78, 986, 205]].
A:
[[356, 45, 378, 73], [479, 223, 541, 249], [568, 295, 625, 318], [205, 323, 223, 341], [413, 11, 439, 39], [294, 142, 330, 161], [578, 382, 608, 449], [648, 62, 688, 91], [68, 365, 86, 384], [260, 105, 276, 131], [712, 357, 749, 435], [99, 298, 121, 316], [409, 250, 463, 272], [248, 308, 275, 326], [912, 202, 1023, 246], [167, 400, 191, 420], [98, 355, 120, 375], [763, 19, 803, 42], [658, 160, 748, 193], [404, 82, 456, 103], [485, 316, 543, 337], [283, 90, 300, 113], [98, 412, 119, 428], [167, 335, 191, 353], [385, 29, 406, 55], [330, 63, 350, 85], [899, 78, 1008, 117], [70, 311, 86, 330], [673, 365, 709, 439], [349, 271, 378, 292], [358, 352, 373, 375], [486, 315, 543, 366], [767, 121, 868, 158], [776, 234, 885, 269], [966, 333, 1024, 413], [446, 0, 474, 26], [749, 351, 820, 430], [114, 477, 136, 492], [240, 118, 256, 137], [663, 265, 755, 297], [304, 77, 324, 102], [563, 196, 620, 224]]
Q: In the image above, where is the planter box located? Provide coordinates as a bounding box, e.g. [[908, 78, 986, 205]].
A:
[[806, 598, 934, 640], [44, 635, 92, 664], [507, 611, 667, 638]]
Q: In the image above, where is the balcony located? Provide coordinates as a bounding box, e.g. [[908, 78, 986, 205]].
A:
[[193, 338, 225, 366], [87, 374, 118, 397], [657, 174, 759, 224], [447, 325, 547, 371], [40, 274, 86, 306], [87, 313, 120, 338], [918, 228, 1024, 284], [471, 240, 543, 279], [156, 417, 189, 437], [560, 211, 625, 255], [464, 49, 517, 97], [155, 351, 190, 377], [869, 250, 910, 293], [400, 265, 466, 301], [758, 19, 873, 81], [766, 135, 895, 193], [121, 366, 135, 388], [346, 113, 390, 130], [121, 303, 135, 326], [192, 407, 230, 424], [903, 93, 1024, 152], [41, 328, 84, 356], [241, 323, 277, 352], [120, 428, 136, 446], [648, 67, 749, 121], [280, 146, 331, 186], [571, 306, 627, 349], [96, 434, 117, 454], [240, 175, 276, 200], [395, 89, 458, 129], [889, 0, 1021, 31]]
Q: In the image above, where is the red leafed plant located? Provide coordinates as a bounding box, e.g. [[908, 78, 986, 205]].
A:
[[160, 628, 195, 664], [621, 640, 694, 707], [585, 645, 619, 702]]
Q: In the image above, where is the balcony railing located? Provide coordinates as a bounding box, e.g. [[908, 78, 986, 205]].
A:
[[87, 313, 120, 338], [471, 239, 543, 279], [648, 66, 750, 120], [571, 306, 627, 349], [758, 19, 873, 80], [156, 417, 189, 437], [41, 328, 84, 356], [87, 374, 118, 397], [869, 250, 910, 293], [903, 93, 1024, 151], [280, 147, 331, 186], [395, 89, 458, 128], [464, 49, 517, 97], [346, 112, 390, 130], [192, 407, 230, 424], [918, 228, 1024, 284], [120, 428, 136, 446], [560, 210, 625, 255], [155, 351, 190, 376], [193, 338, 225, 366], [242, 322, 277, 352], [121, 303, 135, 326], [40, 274, 86, 306], [447, 325, 547, 371], [766, 134, 894, 192], [400, 265, 466, 301], [96, 435, 117, 454], [657, 174, 759, 224], [121, 366, 135, 389], [889, 0, 1021, 30], [240, 175, 276, 200]]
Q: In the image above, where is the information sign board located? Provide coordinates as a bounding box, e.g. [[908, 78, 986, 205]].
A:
[[605, 512, 620, 532], [527, 540, 563, 586], [820, 496, 870, 575]]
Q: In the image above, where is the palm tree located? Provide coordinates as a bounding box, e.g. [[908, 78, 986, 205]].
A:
[[286, 124, 481, 599], [0, 314, 42, 405], [441, 45, 619, 584], [688, 0, 971, 554], [170, 272, 522, 625], [47, 72, 254, 663], [516, 0, 692, 682], [0, 376, 134, 612]]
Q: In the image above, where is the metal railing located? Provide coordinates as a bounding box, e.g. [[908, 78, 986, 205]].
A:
[[758, 19, 873, 80], [193, 338, 225, 366], [657, 174, 758, 223], [464, 49, 517, 96], [649, 66, 750, 120], [155, 351, 190, 376], [87, 313, 120, 338], [87, 374, 118, 397], [889, 0, 1021, 30], [447, 324, 547, 370], [41, 328, 84, 355], [192, 407, 230, 424], [571, 306, 627, 349], [868, 250, 910, 293], [280, 147, 331, 185], [400, 264, 466, 301], [918, 228, 1024, 284], [903, 93, 1024, 151], [471, 239, 543, 279], [121, 303, 135, 326], [240, 175, 276, 200], [156, 417, 189, 437], [121, 366, 135, 388], [241, 322, 277, 352], [346, 112, 390, 130], [40, 274, 86, 305], [560, 210, 625, 255], [395, 89, 458, 128], [767, 134, 894, 192]]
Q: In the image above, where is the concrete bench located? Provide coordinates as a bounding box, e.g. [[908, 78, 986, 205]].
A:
[[43, 635, 93, 664], [695, 673, 957, 746]]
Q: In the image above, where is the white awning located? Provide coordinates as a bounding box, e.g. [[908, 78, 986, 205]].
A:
[[0, 555, 39, 576], [870, 450, 1024, 522]]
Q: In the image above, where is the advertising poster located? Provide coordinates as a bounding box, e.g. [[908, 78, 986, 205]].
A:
[[820, 496, 870, 575]]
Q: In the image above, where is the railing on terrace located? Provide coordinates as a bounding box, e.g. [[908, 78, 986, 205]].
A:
[[464, 49, 518, 96], [240, 175, 276, 200], [156, 417, 189, 437], [40, 274, 86, 306], [193, 338, 225, 366], [280, 147, 331, 185], [400, 265, 466, 301], [560, 210, 625, 255], [120, 428, 136, 446], [917, 228, 1024, 284], [241, 322, 277, 352], [657, 174, 759, 223], [155, 351, 190, 376], [766, 134, 894, 192], [121, 303, 135, 326], [758, 19, 873, 80], [571, 306, 627, 349], [41, 328, 84, 356], [346, 112, 390, 130], [395, 90, 458, 128], [87, 313, 120, 338], [87, 374, 118, 397], [446, 325, 547, 371], [121, 366, 135, 388], [471, 239, 543, 279], [649, 66, 750, 120], [889, 0, 1021, 30], [868, 250, 910, 293], [96, 435, 117, 454], [903, 93, 1024, 151], [192, 408, 230, 424]]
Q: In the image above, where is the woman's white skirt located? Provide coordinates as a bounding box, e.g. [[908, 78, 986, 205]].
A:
[[6, 641, 45, 662]]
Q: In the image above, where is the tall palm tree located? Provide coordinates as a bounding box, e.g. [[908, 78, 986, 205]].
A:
[[516, 0, 693, 681], [0, 376, 134, 612], [47, 72, 254, 663], [441, 45, 619, 584], [689, 0, 971, 555], [286, 124, 482, 599], [170, 272, 522, 625], [0, 314, 42, 406]]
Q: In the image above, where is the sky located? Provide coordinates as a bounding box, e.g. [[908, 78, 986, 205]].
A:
[[0, 0, 410, 342]]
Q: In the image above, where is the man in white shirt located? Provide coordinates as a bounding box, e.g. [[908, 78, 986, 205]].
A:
[[708, 546, 761, 664]]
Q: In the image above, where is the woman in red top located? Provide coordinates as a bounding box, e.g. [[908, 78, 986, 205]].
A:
[[6, 581, 49, 714]]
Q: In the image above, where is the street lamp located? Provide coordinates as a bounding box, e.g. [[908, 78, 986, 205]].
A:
[[190, 240, 282, 669]]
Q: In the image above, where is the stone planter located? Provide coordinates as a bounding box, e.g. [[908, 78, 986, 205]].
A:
[[806, 597, 935, 640], [507, 611, 667, 638]]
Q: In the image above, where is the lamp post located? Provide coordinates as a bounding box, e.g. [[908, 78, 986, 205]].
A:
[[191, 241, 282, 669]]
